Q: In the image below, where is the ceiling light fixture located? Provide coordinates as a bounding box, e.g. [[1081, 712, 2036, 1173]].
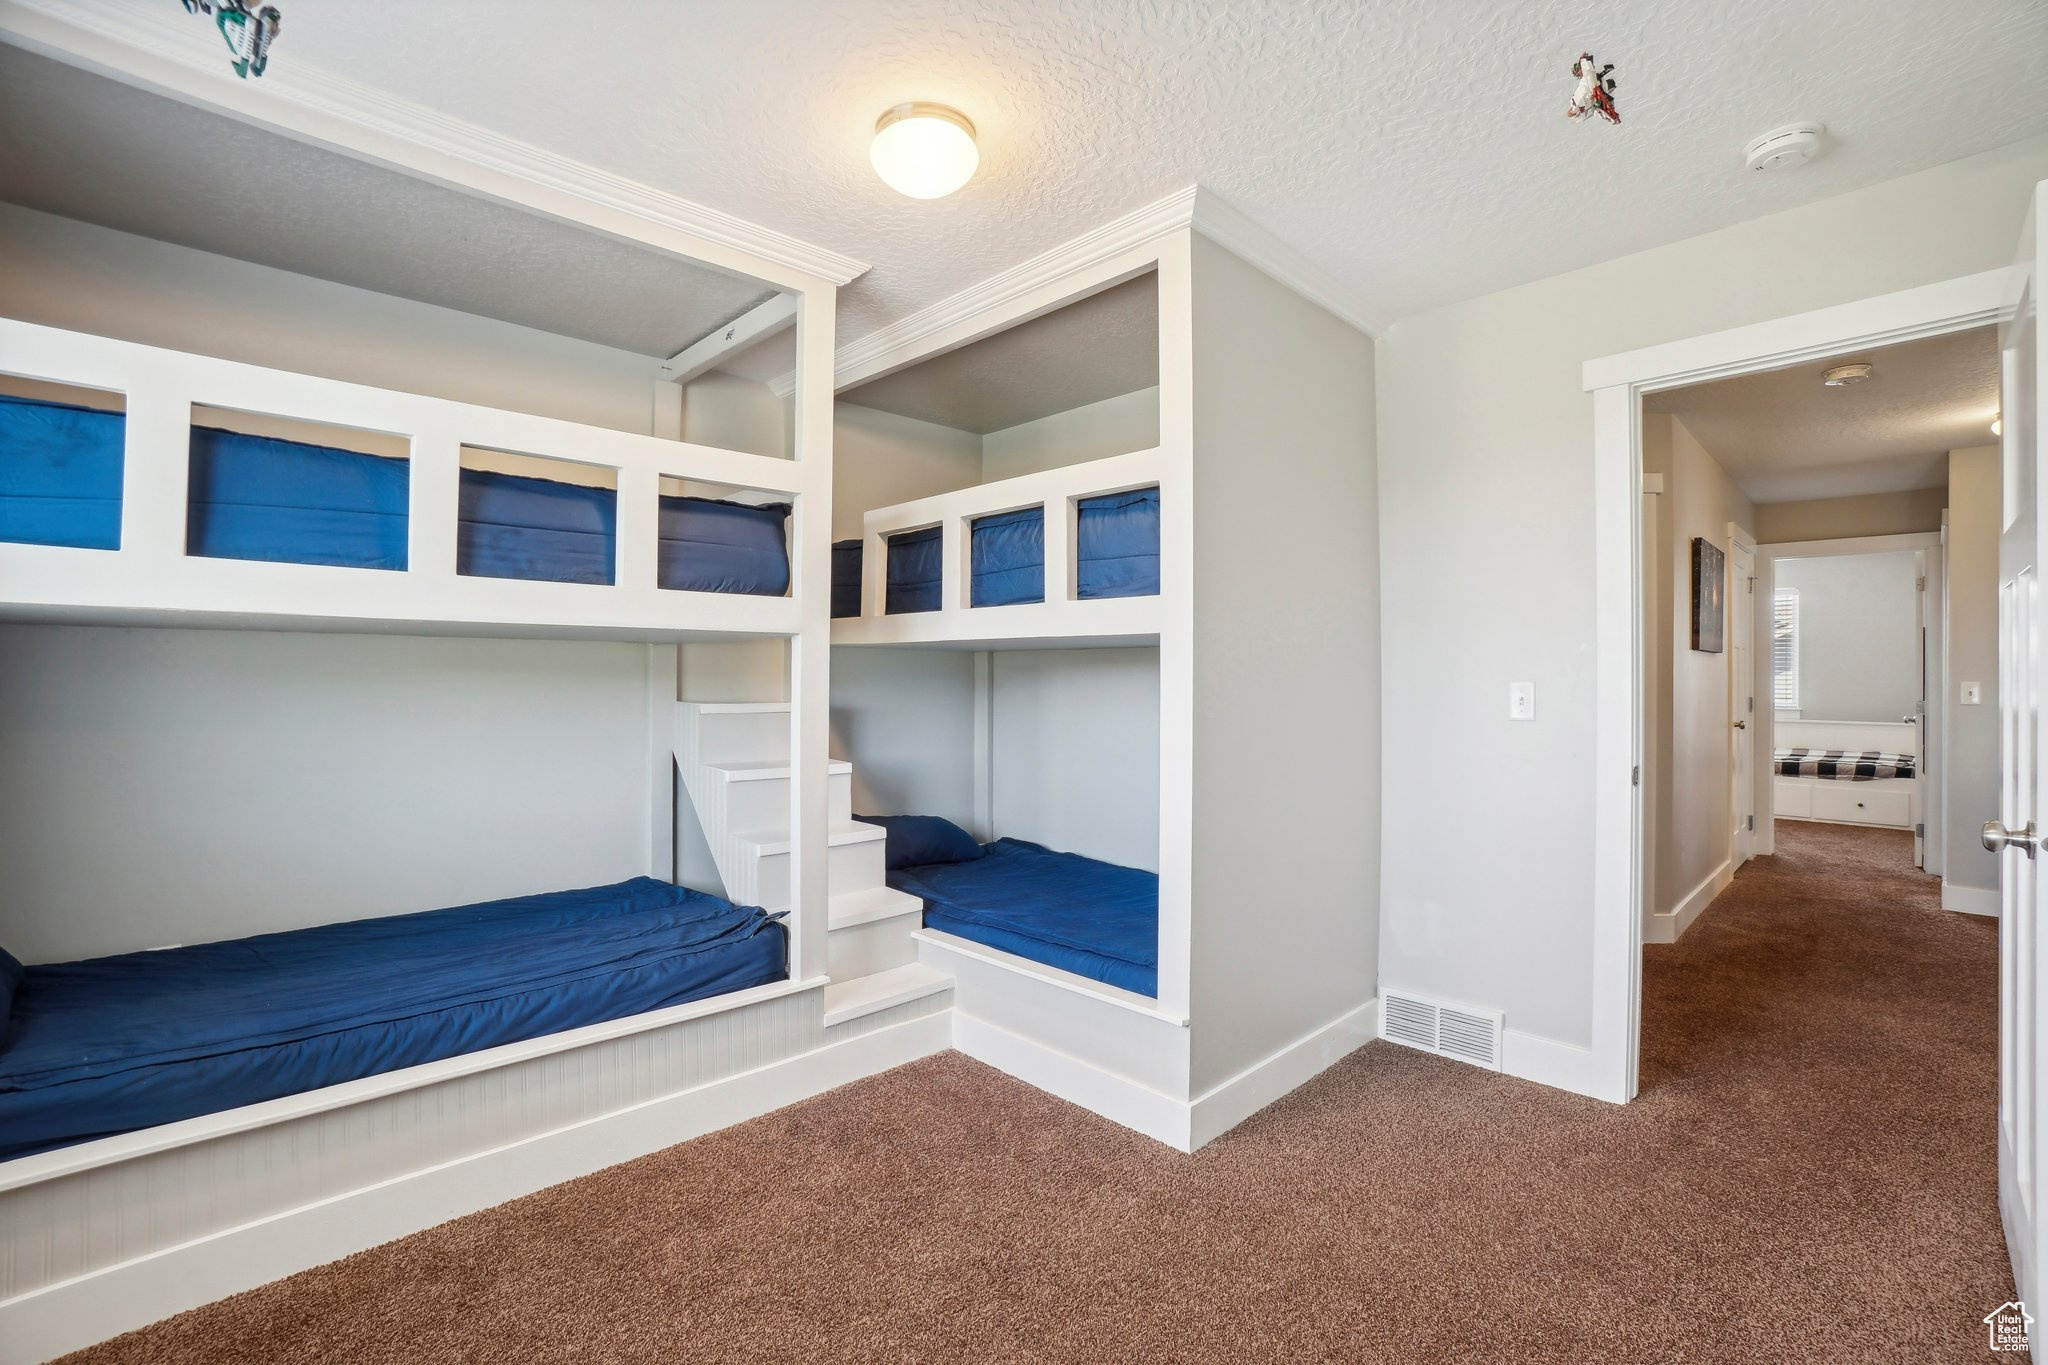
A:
[[870, 103, 978, 200], [1993, 412, 2003, 437], [1821, 362, 1874, 387]]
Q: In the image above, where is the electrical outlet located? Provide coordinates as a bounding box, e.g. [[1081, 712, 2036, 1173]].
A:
[[1961, 681, 1983, 706], [1509, 681, 1536, 721]]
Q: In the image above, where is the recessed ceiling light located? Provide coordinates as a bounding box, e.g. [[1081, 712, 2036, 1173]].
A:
[[870, 103, 978, 200], [1821, 362, 1873, 387]]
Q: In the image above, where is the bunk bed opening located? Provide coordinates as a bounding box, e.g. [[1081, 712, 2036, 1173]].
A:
[[0, 379, 126, 552]]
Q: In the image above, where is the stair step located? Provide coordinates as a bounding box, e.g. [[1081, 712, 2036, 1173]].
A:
[[688, 702, 790, 714], [735, 821, 886, 857], [828, 885, 922, 931], [711, 759, 852, 781], [822, 963, 952, 1028]]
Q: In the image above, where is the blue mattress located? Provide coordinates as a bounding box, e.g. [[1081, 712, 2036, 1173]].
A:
[[831, 538, 863, 618], [888, 838, 1157, 996], [0, 393, 792, 594], [0, 878, 786, 1161], [880, 486, 1162, 614]]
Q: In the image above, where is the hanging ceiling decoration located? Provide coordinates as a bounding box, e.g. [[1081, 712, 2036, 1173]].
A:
[[1565, 52, 1620, 125], [178, 0, 281, 79]]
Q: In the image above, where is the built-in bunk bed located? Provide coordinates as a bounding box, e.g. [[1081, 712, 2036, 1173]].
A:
[[0, 162, 873, 1355]]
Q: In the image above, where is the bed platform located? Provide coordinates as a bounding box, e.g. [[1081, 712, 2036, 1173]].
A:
[[0, 878, 787, 1162], [1769, 719, 1920, 831], [888, 838, 1158, 997]]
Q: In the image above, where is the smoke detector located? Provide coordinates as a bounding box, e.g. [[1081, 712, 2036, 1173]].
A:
[[1822, 362, 1874, 387], [1744, 123, 1826, 172]]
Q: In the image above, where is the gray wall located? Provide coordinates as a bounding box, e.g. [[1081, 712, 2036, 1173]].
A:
[[1642, 415, 1755, 919], [0, 626, 660, 963], [1376, 134, 2048, 1049], [981, 387, 1161, 482], [832, 649, 979, 829], [1188, 236, 1380, 1093], [990, 648, 1159, 870], [1947, 445, 2002, 894], [1774, 552, 1921, 723]]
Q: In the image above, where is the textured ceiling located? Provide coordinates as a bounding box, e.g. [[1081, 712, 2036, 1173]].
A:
[[841, 274, 1157, 433], [186, 0, 2048, 341], [0, 46, 776, 357], [1647, 326, 2000, 503]]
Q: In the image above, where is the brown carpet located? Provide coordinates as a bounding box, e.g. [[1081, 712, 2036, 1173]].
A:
[[64, 821, 2012, 1364]]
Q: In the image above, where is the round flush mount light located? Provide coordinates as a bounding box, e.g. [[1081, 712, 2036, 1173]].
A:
[[1821, 362, 1874, 387], [870, 102, 978, 199], [1744, 122, 1826, 173], [1993, 412, 2003, 436]]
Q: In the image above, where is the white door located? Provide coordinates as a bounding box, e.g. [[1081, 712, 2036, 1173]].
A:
[[1914, 551, 1929, 869], [1729, 528, 1756, 865], [1993, 180, 2048, 1321]]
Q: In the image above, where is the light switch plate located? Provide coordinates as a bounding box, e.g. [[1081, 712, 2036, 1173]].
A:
[[1509, 681, 1536, 721], [1961, 681, 1983, 705]]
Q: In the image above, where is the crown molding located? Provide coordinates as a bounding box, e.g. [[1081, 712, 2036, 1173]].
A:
[[1188, 188, 1393, 338], [0, 0, 869, 291], [760, 183, 1387, 397]]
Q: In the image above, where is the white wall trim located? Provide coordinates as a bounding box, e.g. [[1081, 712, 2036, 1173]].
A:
[[951, 998, 1380, 1154], [951, 1010, 1194, 1149], [0, 0, 867, 293], [1186, 999, 1379, 1149], [1584, 269, 2014, 1110], [1187, 189, 1393, 338], [1500, 1029, 1612, 1100], [1760, 532, 1945, 561], [0, 1010, 949, 1365], [1944, 881, 2001, 917], [1645, 859, 1733, 945]]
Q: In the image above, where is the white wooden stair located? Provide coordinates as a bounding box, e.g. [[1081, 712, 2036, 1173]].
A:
[[674, 702, 948, 1027]]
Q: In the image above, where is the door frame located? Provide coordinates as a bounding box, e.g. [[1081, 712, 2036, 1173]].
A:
[[1728, 524, 1758, 868], [1581, 268, 2011, 1104], [1756, 532, 1944, 861]]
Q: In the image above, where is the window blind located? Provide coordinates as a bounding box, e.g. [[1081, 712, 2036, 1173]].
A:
[[1772, 590, 1799, 710]]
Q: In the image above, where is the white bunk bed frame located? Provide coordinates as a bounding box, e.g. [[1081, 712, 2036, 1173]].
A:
[[832, 445, 1164, 649], [0, 43, 960, 1359]]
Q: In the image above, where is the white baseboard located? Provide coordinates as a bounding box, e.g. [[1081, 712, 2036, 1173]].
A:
[[1644, 859, 1732, 944], [952, 998, 1379, 1154], [1943, 881, 2000, 918], [1500, 1028, 1623, 1103], [1188, 999, 1379, 1149], [0, 1012, 949, 1365]]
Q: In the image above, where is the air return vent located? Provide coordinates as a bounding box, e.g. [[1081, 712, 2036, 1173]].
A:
[[1379, 989, 1504, 1071]]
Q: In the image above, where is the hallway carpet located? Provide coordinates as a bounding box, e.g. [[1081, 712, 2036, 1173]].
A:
[[63, 822, 2011, 1364]]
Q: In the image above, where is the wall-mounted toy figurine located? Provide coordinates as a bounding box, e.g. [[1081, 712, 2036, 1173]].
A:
[[1566, 52, 1620, 124], [179, 1, 282, 79]]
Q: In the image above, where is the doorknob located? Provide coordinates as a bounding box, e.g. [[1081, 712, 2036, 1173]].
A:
[[1983, 819, 2040, 858], [1733, 720, 1747, 730]]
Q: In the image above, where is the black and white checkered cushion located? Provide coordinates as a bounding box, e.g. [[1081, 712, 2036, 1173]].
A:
[[1773, 748, 1916, 781]]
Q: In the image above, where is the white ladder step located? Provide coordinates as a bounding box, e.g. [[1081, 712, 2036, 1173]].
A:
[[688, 702, 790, 714], [735, 821, 886, 857], [822, 963, 952, 1028], [710, 759, 852, 781], [829, 885, 922, 931]]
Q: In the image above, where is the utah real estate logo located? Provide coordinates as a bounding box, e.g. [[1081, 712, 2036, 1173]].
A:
[[1984, 1301, 2033, 1352]]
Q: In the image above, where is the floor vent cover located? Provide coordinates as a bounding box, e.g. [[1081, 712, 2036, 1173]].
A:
[[1379, 990, 1504, 1071]]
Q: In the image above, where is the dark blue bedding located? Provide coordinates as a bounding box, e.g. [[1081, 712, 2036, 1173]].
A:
[[0, 878, 786, 1161], [831, 537, 863, 618], [888, 838, 1157, 996], [0, 393, 792, 594], [879, 486, 1162, 614]]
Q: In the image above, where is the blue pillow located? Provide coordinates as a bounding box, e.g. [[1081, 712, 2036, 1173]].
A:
[[0, 945, 23, 1039], [856, 814, 986, 871]]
